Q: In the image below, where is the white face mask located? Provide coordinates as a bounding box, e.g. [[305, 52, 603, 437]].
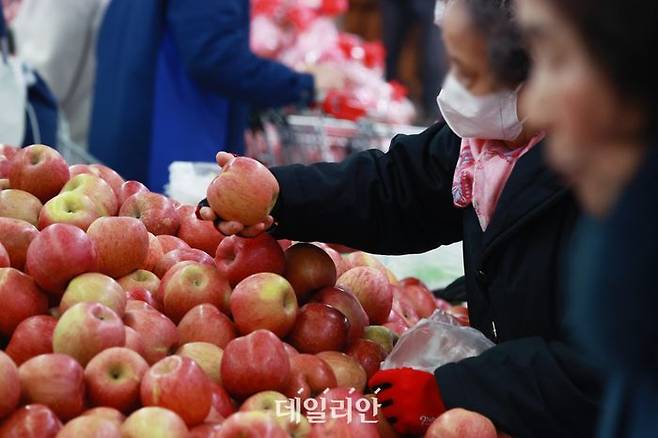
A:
[[437, 72, 524, 141]]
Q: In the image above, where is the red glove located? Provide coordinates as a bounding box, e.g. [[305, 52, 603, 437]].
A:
[[369, 367, 445, 436]]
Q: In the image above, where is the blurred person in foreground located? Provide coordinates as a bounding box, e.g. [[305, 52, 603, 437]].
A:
[[89, 0, 341, 193], [518, 0, 658, 437], [199, 0, 603, 436]]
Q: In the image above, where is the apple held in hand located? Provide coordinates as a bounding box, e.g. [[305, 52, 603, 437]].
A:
[[177, 342, 224, 385], [177, 204, 223, 256], [141, 355, 213, 426], [0, 351, 20, 419], [124, 306, 179, 365], [9, 144, 70, 203], [0, 404, 63, 438], [154, 248, 215, 279], [316, 351, 367, 393], [60, 272, 127, 317], [287, 303, 350, 354], [4, 315, 57, 365], [60, 173, 119, 216], [87, 216, 149, 278], [84, 347, 149, 414], [215, 233, 286, 287], [0, 217, 38, 270], [337, 267, 393, 325], [206, 156, 279, 226], [230, 272, 298, 337], [177, 304, 237, 349], [121, 407, 189, 438], [221, 329, 291, 400], [53, 302, 126, 366], [0, 189, 42, 226], [283, 242, 337, 300], [0, 267, 48, 338], [18, 353, 86, 420], [160, 261, 231, 323], [25, 223, 98, 294], [425, 408, 498, 438], [311, 286, 368, 344], [120, 192, 180, 236]]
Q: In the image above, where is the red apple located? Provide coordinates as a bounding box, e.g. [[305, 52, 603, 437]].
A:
[[283, 243, 337, 300], [60, 272, 127, 317], [83, 407, 125, 428], [425, 409, 498, 438], [177, 342, 223, 385], [0, 217, 38, 270], [60, 173, 119, 216], [316, 351, 367, 393], [221, 330, 290, 399], [312, 286, 368, 344], [0, 351, 20, 418], [313, 242, 347, 277], [18, 353, 86, 420], [87, 217, 149, 278], [230, 273, 298, 337], [215, 233, 285, 287], [287, 303, 349, 354], [346, 339, 386, 379], [8, 144, 70, 203], [118, 269, 160, 293], [85, 347, 149, 413], [0, 268, 48, 337], [177, 204, 223, 256], [283, 354, 337, 401], [126, 299, 156, 313], [121, 407, 189, 438], [141, 355, 212, 426], [207, 381, 235, 420], [283, 343, 299, 358], [0, 404, 63, 438], [118, 180, 149, 206], [53, 302, 126, 366], [25, 223, 98, 294], [178, 304, 237, 349], [337, 267, 393, 325], [0, 242, 9, 267], [154, 248, 215, 279], [4, 315, 57, 365], [0, 189, 42, 226], [344, 252, 398, 284], [206, 156, 279, 226], [239, 390, 311, 437], [123, 325, 146, 357], [89, 164, 125, 197], [123, 306, 178, 364], [363, 325, 398, 354], [399, 277, 437, 319], [126, 287, 161, 311], [216, 411, 288, 438], [157, 235, 190, 254], [143, 233, 164, 272], [391, 286, 420, 328], [159, 261, 231, 323], [120, 192, 180, 236]]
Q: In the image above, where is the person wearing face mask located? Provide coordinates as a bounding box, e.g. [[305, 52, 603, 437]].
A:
[[517, 1, 658, 437], [198, 1, 602, 436]]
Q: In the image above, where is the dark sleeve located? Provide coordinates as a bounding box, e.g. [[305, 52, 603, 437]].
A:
[[166, 0, 314, 108], [269, 123, 464, 254], [435, 337, 603, 438]]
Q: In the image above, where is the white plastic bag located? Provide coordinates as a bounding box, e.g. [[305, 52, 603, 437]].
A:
[[381, 310, 495, 373]]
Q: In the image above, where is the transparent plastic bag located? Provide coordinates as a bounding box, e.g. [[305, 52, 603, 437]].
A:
[[381, 310, 495, 373]]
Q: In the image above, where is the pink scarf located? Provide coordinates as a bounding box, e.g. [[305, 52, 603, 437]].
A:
[[452, 133, 545, 231]]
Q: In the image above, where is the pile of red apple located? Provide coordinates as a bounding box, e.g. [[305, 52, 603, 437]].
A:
[[0, 144, 490, 438]]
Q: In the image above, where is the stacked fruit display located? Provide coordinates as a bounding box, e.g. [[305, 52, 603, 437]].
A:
[[0, 144, 504, 438]]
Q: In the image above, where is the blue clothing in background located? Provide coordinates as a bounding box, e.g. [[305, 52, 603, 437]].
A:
[[90, 0, 314, 192]]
